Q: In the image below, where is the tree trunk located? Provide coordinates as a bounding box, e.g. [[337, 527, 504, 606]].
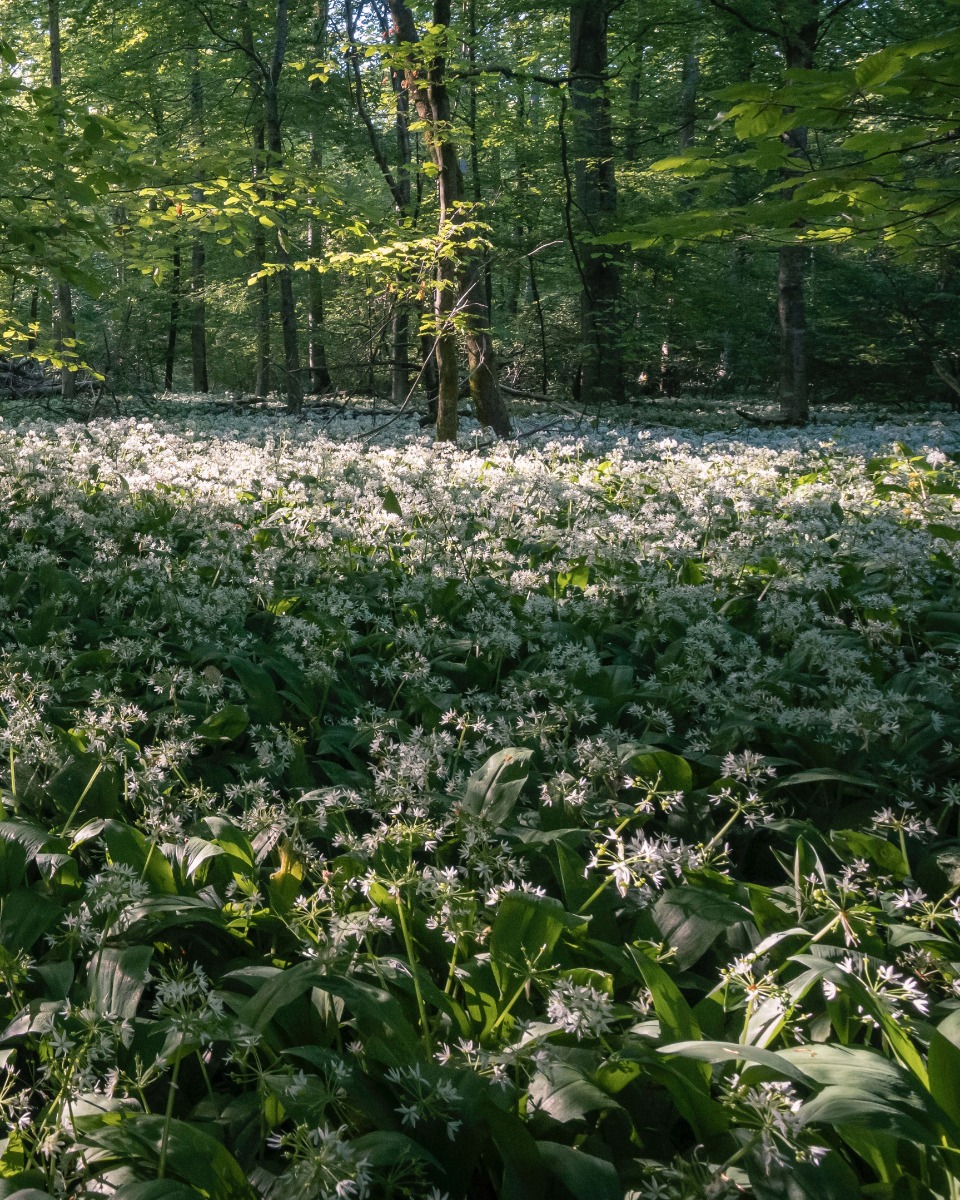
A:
[[190, 238, 208, 393], [778, 243, 807, 421], [26, 287, 39, 353], [241, 0, 272, 397], [306, 224, 331, 394], [678, 3, 701, 152], [265, 0, 303, 413], [307, 3, 332, 394], [189, 51, 209, 393], [387, 0, 511, 440], [570, 1, 624, 406], [49, 0, 76, 400], [349, 0, 416, 408], [778, 21, 817, 424], [164, 233, 181, 392]]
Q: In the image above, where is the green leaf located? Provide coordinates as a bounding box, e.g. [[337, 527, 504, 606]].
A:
[[88, 945, 152, 1019], [226, 657, 282, 722], [928, 1010, 960, 1135], [111, 1184, 203, 1200], [537, 1142, 620, 1200], [654, 885, 752, 969], [88, 1117, 255, 1200], [462, 748, 533, 825], [349, 1131, 441, 1170], [831, 829, 907, 878], [197, 705, 249, 742], [772, 768, 879, 791], [381, 487, 403, 517], [234, 963, 419, 1065], [627, 749, 694, 793], [855, 49, 902, 90], [927, 523, 960, 542], [0, 890, 58, 953], [102, 822, 177, 895], [798, 1085, 942, 1146], [489, 892, 585, 995], [527, 1050, 621, 1124]]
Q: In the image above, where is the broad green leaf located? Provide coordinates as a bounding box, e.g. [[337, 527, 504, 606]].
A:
[[87, 1117, 255, 1200], [462, 747, 533, 825], [537, 1142, 620, 1200], [0, 890, 58, 953], [928, 1010, 960, 1135], [798, 1085, 942, 1146], [88, 945, 152, 1020], [111, 1184, 203, 1200], [381, 487, 403, 517], [489, 892, 585, 994], [102, 822, 177, 895], [654, 885, 752, 969], [627, 749, 694, 793], [527, 1050, 621, 1124], [197, 704, 249, 742], [226, 657, 282, 722], [772, 769, 879, 792]]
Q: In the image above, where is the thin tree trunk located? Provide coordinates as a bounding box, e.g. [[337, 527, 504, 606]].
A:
[[190, 240, 208, 393], [570, 1, 624, 407], [306, 219, 331, 394], [241, 0, 272, 397], [49, 0, 75, 400], [307, 3, 332, 394], [678, 4, 701, 152], [26, 287, 39, 353], [164, 234, 181, 392], [189, 51, 208, 393], [348, 0, 413, 407], [387, 0, 511, 440], [265, 0, 303, 412], [778, 23, 816, 424]]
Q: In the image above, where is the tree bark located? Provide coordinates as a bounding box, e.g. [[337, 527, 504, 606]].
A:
[[777, 17, 817, 424], [570, 1, 624, 406], [49, 0, 76, 400], [189, 51, 209, 393], [164, 232, 181, 392], [387, 0, 511, 439], [240, 0, 272, 397], [307, 3, 332, 394], [265, 0, 303, 412]]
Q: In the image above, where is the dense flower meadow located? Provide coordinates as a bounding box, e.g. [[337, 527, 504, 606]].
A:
[[0, 396, 959, 1200]]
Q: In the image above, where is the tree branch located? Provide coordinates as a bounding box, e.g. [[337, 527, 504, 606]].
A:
[[704, 0, 780, 40]]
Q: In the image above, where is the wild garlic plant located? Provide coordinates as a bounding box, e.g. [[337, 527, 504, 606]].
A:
[[0, 398, 956, 1198]]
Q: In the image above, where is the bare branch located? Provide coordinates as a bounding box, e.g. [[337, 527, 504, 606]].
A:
[[704, 0, 780, 40]]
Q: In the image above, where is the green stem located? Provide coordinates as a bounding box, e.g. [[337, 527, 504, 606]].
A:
[[488, 978, 530, 1035], [704, 808, 741, 854], [443, 939, 460, 996], [578, 875, 613, 915], [157, 1053, 181, 1179], [899, 827, 912, 877], [59, 761, 105, 837], [396, 900, 431, 1055]]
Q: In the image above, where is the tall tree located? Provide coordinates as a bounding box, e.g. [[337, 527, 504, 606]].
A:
[[188, 50, 209, 394], [307, 0, 332, 395], [48, 0, 76, 401], [387, 0, 511, 440], [569, 0, 624, 406], [240, 0, 272, 398], [705, 0, 855, 422], [263, 0, 303, 412]]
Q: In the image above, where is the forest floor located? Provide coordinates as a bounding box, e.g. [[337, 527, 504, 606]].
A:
[[0, 394, 958, 1200]]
